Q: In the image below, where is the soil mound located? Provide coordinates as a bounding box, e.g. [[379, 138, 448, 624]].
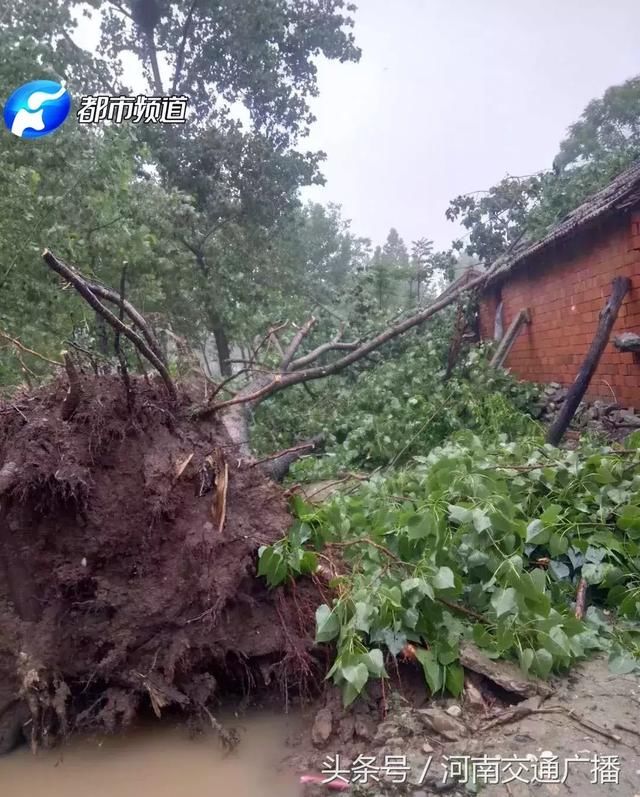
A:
[[0, 375, 317, 750]]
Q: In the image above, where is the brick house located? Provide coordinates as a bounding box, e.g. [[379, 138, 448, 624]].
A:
[[478, 161, 640, 406]]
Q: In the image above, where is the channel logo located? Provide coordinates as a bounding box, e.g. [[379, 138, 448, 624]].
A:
[[3, 80, 71, 138]]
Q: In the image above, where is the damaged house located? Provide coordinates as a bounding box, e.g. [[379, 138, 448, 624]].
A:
[[478, 160, 640, 408]]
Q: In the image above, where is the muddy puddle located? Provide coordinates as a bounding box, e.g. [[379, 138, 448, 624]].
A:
[[0, 711, 305, 797]]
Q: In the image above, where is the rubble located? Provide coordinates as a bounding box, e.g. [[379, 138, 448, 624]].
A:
[[535, 382, 640, 440]]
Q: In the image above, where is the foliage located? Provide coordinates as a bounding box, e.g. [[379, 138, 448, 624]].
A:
[[259, 431, 640, 704], [554, 76, 640, 171], [1, 0, 363, 381], [252, 318, 541, 479]]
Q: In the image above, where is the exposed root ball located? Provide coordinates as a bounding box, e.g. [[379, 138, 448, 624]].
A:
[[0, 375, 318, 749]]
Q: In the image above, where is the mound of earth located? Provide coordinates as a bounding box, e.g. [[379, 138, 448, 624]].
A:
[[0, 375, 318, 752]]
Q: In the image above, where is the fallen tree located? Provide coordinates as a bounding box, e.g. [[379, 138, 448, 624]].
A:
[[0, 249, 489, 753]]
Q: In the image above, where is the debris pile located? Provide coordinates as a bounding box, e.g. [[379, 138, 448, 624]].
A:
[[536, 382, 640, 438]]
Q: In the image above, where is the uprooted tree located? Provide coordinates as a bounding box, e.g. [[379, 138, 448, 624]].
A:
[[0, 248, 486, 753]]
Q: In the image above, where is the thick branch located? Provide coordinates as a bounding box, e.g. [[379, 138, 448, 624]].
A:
[[250, 435, 325, 481], [172, 0, 199, 93], [42, 250, 177, 402], [197, 269, 488, 417], [83, 280, 166, 364], [280, 317, 317, 370]]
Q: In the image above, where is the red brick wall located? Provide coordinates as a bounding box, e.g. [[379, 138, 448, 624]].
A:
[[478, 210, 640, 407]]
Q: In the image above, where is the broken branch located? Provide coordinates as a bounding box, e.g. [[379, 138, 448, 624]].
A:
[[42, 250, 177, 402], [198, 269, 488, 417], [575, 577, 588, 620], [281, 316, 317, 370]]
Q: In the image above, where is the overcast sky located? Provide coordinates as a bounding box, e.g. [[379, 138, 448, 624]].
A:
[[301, 0, 640, 250], [75, 1, 640, 253]]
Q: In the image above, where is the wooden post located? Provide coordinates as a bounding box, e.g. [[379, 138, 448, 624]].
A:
[[547, 276, 631, 446], [490, 308, 531, 368]]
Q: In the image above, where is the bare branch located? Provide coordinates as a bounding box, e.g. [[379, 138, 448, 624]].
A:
[[197, 269, 487, 417], [114, 264, 134, 410], [42, 250, 177, 402], [281, 316, 317, 370], [0, 329, 63, 367], [250, 435, 325, 481], [289, 328, 360, 370]]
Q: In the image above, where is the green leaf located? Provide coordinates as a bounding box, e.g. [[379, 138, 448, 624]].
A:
[[608, 651, 638, 675], [448, 504, 471, 524], [341, 662, 369, 700], [257, 546, 288, 587], [491, 587, 518, 617], [315, 604, 340, 642], [401, 577, 434, 600], [354, 601, 373, 633], [414, 648, 442, 693], [532, 648, 554, 678], [617, 505, 640, 538], [445, 662, 464, 696], [363, 649, 387, 677], [472, 508, 491, 532], [582, 562, 606, 585], [299, 551, 318, 574], [526, 519, 550, 545], [408, 509, 437, 539], [433, 566, 456, 592], [541, 503, 562, 525]]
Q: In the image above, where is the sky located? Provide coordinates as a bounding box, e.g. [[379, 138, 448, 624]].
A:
[[75, 1, 640, 253], [301, 0, 640, 250]]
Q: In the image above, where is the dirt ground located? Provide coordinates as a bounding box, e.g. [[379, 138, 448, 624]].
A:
[[288, 655, 640, 797]]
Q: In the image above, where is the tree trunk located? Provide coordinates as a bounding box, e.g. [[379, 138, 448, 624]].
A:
[[209, 311, 231, 377]]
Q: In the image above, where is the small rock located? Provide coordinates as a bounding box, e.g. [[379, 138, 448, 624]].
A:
[[422, 742, 434, 754], [354, 715, 374, 741], [620, 413, 640, 428], [549, 382, 561, 389], [311, 707, 333, 748], [446, 704, 462, 718], [417, 707, 466, 741], [463, 681, 484, 711]]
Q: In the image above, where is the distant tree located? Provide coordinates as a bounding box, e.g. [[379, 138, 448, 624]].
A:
[[409, 238, 434, 303], [447, 74, 640, 264], [382, 228, 410, 269], [554, 75, 640, 171]]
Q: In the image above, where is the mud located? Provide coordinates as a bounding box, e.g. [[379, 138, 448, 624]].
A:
[[0, 710, 304, 797], [0, 375, 319, 749]]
